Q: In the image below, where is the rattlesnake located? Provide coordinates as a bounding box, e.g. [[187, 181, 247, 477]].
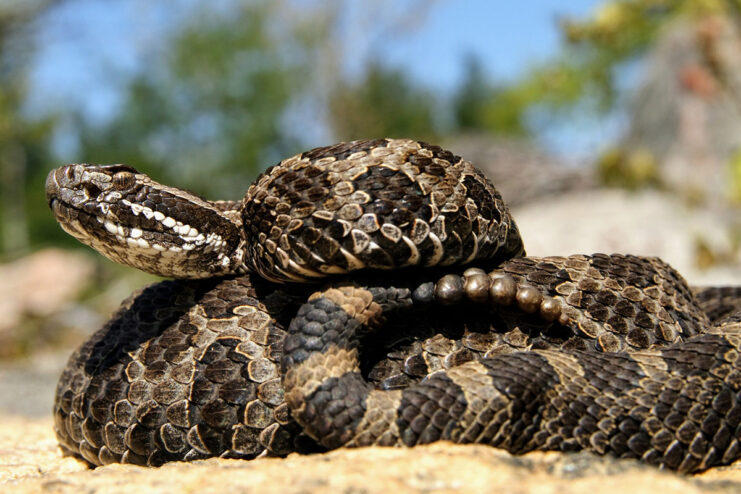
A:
[[46, 139, 741, 472]]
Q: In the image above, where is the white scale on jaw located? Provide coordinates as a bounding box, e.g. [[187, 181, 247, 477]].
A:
[[96, 198, 228, 254], [56, 191, 231, 276]]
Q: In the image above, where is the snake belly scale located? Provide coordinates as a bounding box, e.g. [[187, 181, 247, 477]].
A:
[[46, 139, 741, 472]]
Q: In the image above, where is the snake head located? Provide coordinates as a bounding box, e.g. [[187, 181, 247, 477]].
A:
[[46, 164, 245, 278]]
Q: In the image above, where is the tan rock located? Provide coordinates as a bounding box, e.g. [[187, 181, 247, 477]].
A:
[[0, 248, 94, 334], [0, 415, 86, 485]]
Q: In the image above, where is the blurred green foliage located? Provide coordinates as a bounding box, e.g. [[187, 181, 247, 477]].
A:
[[728, 150, 741, 205], [596, 147, 661, 189], [0, 1, 61, 256], [328, 61, 439, 142]]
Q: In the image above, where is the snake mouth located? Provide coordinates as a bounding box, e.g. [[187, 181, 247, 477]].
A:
[[49, 197, 242, 278], [50, 194, 231, 255]]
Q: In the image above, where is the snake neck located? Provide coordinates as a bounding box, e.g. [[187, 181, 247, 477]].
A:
[[46, 164, 246, 279]]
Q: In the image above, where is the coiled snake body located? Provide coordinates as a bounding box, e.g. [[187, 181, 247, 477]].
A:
[[46, 139, 741, 472]]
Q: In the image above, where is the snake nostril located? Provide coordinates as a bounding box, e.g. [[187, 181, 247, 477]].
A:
[[84, 183, 102, 198]]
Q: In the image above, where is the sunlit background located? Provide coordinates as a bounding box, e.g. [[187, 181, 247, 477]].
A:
[[3, 0, 741, 414]]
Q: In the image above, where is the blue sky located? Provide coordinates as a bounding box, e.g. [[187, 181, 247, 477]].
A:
[[28, 0, 611, 159]]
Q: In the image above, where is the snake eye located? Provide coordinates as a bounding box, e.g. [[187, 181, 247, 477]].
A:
[[112, 171, 135, 190]]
